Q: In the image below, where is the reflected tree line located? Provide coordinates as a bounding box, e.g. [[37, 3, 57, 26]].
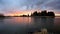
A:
[[27, 17, 55, 34], [29, 17, 55, 33], [33, 17, 55, 29]]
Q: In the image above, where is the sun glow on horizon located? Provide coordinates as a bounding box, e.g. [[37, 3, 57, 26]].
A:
[[5, 10, 60, 16], [55, 14, 60, 16], [7, 11, 32, 16], [8, 13, 60, 17]]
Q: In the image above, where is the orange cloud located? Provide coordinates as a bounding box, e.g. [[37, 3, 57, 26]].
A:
[[7, 10, 36, 16]]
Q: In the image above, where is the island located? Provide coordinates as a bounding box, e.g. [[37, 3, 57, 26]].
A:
[[31, 10, 55, 17], [19, 10, 55, 17], [0, 13, 5, 17]]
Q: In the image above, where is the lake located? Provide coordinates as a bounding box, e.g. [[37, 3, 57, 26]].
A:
[[0, 17, 60, 34]]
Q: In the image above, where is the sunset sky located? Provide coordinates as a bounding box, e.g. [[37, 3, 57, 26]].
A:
[[0, 0, 60, 16]]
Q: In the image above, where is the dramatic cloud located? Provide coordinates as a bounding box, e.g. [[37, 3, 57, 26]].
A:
[[0, 0, 60, 15], [45, 0, 60, 10]]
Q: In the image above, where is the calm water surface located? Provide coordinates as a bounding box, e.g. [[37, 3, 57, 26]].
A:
[[0, 17, 60, 34]]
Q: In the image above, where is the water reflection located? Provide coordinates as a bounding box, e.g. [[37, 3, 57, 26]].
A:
[[0, 17, 59, 34], [31, 17, 55, 32], [0, 18, 5, 23], [3, 17, 32, 25], [14, 17, 31, 23]]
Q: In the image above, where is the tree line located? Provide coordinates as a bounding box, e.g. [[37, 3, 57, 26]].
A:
[[31, 10, 55, 17]]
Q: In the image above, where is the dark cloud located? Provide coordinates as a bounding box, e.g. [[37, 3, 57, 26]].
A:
[[45, 0, 60, 10]]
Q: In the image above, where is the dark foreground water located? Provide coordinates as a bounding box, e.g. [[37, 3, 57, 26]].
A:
[[0, 17, 60, 34]]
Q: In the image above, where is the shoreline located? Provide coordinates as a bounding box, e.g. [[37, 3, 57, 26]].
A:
[[0, 16, 60, 17]]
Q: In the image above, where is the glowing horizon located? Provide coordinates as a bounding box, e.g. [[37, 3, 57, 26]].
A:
[[8, 13, 60, 16], [4, 10, 60, 16]]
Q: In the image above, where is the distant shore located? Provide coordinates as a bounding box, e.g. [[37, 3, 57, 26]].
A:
[[0, 15, 59, 17]]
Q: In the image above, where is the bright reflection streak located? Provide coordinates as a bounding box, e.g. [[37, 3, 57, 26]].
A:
[[10, 17, 32, 25]]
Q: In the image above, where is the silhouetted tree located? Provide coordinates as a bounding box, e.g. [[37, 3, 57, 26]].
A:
[[0, 13, 4, 17], [20, 15, 27, 17], [37, 12, 41, 16], [32, 11, 38, 16], [28, 14, 29, 17], [47, 11, 55, 16], [31, 10, 55, 17], [40, 10, 47, 16]]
